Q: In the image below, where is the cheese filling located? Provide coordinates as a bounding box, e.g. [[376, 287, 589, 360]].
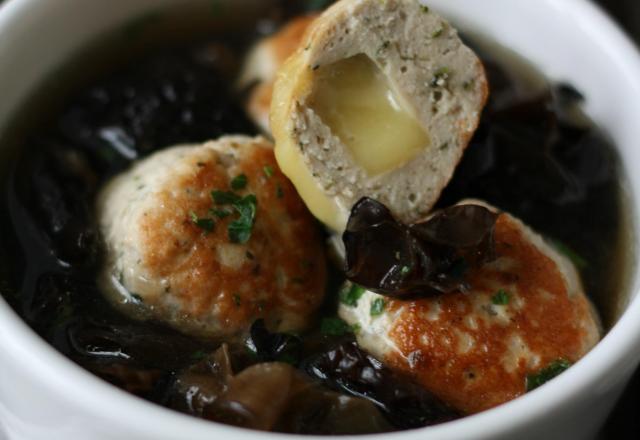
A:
[[309, 54, 430, 176]]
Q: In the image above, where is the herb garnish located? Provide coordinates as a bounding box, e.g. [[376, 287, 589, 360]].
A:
[[491, 289, 510, 305], [228, 195, 258, 244], [550, 240, 588, 270], [263, 165, 274, 178], [210, 208, 231, 219], [431, 27, 444, 38], [339, 283, 366, 307], [431, 67, 451, 87], [233, 294, 242, 306], [276, 184, 284, 199], [370, 298, 386, 316], [189, 211, 215, 232], [321, 317, 354, 336], [210, 187, 258, 244], [230, 174, 248, 190], [211, 190, 241, 205], [420, 5, 430, 13], [526, 359, 572, 391], [190, 350, 208, 361]]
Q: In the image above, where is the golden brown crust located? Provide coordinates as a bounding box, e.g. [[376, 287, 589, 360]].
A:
[[245, 15, 317, 133], [100, 137, 326, 337], [383, 213, 598, 413]]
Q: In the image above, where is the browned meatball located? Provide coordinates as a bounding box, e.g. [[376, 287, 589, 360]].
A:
[[97, 136, 326, 338]]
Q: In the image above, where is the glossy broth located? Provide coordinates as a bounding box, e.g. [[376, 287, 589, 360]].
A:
[[0, 0, 632, 434]]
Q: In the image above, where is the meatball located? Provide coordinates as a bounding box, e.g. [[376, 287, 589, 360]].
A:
[[238, 14, 318, 133], [97, 135, 326, 338], [339, 202, 600, 414], [270, 0, 488, 231]]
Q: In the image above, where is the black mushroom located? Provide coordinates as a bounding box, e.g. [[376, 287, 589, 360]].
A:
[[166, 344, 392, 434], [343, 197, 498, 298], [302, 340, 462, 429]]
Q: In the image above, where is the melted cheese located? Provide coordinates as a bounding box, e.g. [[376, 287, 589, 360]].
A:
[[271, 53, 346, 231], [309, 54, 429, 176]]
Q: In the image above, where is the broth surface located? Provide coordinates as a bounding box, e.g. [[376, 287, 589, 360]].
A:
[[0, 1, 630, 434]]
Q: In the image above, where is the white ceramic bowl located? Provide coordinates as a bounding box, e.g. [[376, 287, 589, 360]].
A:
[[1, 0, 639, 439]]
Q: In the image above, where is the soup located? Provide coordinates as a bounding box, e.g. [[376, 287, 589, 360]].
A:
[[0, 0, 630, 435]]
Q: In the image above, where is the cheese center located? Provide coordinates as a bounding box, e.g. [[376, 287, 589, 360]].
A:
[[309, 54, 430, 176]]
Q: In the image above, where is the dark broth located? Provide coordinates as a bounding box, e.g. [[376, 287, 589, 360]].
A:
[[0, 0, 630, 435]]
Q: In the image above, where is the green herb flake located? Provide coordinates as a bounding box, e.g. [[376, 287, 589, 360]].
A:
[[230, 174, 248, 191], [400, 265, 411, 276], [431, 66, 451, 87], [492, 289, 510, 305], [211, 190, 241, 205], [320, 317, 353, 336], [190, 350, 208, 361], [233, 294, 242, 306], [189, 211, 215, 232], [377, 40, 390, 56], [550, 240, 588, 270], [276, 184, 284, 199], [211, 208, 232, 219], [263, 165, 274, 178], [420, 5, 430, 13], [432, 27, 444, 38], [370, 298, 386, 316], [526, 359, 572, 392], [228, 195, 258, 244], [339, 283, 366, 307]]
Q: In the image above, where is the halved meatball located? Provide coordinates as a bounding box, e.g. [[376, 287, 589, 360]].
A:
[[97, 136, 326, 338], [339, 201, 600, 414]]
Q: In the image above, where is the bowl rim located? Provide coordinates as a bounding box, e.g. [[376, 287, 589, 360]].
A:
[[1, 0, 640, 438]]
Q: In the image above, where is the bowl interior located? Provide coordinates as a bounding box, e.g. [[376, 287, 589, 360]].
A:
[[0, 0, 640, 439]]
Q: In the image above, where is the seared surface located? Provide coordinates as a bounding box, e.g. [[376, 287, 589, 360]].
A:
[[97, 136, 326, 338], [340, 205, 600, 413]]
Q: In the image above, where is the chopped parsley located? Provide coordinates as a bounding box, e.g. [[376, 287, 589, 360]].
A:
[[400, 265, 412, 276], [211, 190, 241, 205], [550, 240, 588, 270], [320, 317, 353, 336], [492, 289, 510, 305], [377, 40, 390, 56], [263, 165, 274, 178], [431, 66, 451, 87], [420, 5, 429, 13], [370, 297, 386, 316], [190, 350, 208, 361], [189, 211, 215, 232], [210, 208, 232, 219], [276, 184, 284, 199], [228, 195, 258, 244], [431, 27, 444, 38], [339, 283, 366, 307], [233, 294, 242, 306], [230, 174, 248, 190], [526, 359, 572, 391]]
